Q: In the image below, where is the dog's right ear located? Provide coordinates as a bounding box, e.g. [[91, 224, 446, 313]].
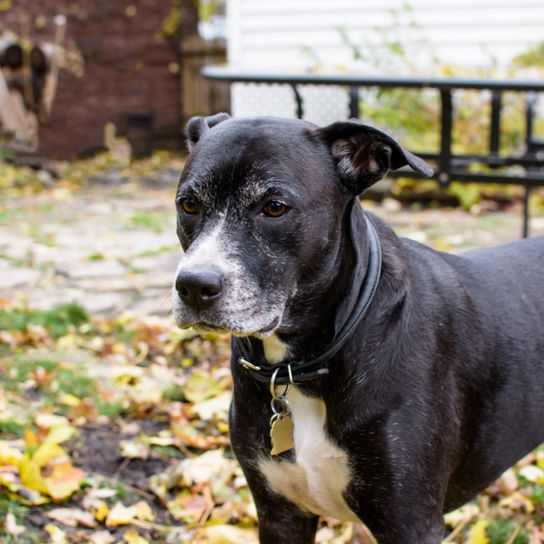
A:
[[186, 112, 231, 151], [317, 120, 433, 194]]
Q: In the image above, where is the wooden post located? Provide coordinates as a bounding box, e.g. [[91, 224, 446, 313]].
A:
[[180, 35, 229, 125]]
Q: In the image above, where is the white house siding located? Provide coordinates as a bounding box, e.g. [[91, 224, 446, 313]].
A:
[[226, 0, 544, 121]]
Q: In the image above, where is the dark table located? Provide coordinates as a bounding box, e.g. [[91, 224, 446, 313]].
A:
[[203, 66, 544, 237]]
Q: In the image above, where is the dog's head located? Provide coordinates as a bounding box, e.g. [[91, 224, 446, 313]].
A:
[[173, 114, 432, 337]]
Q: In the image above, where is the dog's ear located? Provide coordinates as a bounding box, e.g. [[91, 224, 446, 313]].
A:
[[317, 121, 433, 194], [186, 112, 231, 151]]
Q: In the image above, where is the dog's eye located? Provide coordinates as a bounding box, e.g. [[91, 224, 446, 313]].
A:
[[179, 196, 200, 215], [262, 200, 290, 218]]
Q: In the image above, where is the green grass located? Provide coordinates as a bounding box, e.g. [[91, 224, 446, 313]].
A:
[[127, 211, 168, 233], [151, 445, 185, 459], [0, 303, 88, 339], [0, 420, 26, 438], [487, 519, 529, 544], [0, 207, 13, 223], [1, 356, 96, 408], [2, 358, 59, 388], [87, 251, 106, 261], [0, 495, 30, 542], [97, 401, 125, 418], [136, 244, 178, 258]]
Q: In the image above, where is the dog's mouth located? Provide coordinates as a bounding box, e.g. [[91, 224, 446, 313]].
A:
[[177, 317, 280, 338]]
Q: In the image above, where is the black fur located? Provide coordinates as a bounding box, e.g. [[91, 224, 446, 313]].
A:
[[174, 115, 544, 543]]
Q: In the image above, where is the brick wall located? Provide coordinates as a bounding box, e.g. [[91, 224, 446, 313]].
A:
[[1, 0, 198, 158]]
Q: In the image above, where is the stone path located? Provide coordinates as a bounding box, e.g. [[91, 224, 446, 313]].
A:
[[1, 172, 543, 317]]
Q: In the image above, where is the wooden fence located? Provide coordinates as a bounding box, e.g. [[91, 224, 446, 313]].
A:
[[180, 35, 230, 127]]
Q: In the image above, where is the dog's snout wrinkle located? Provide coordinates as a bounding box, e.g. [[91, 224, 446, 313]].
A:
[[175, 264, 224, 310]]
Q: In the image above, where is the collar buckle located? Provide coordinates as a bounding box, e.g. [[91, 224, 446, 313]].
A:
[[238, 357, 261, 372]]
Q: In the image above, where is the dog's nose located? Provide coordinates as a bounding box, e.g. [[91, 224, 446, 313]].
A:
[[175, 265, 224, 309]]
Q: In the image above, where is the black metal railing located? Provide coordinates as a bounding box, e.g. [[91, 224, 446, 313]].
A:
[[203, 66, 544, 238]]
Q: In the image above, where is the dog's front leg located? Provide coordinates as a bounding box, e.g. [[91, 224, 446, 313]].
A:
[[257, 507, 319, 544], [346, 472, 446, 544], [230, 401, 319, 543], [239, 460, 319, 544], [236, 460, 319, 543]]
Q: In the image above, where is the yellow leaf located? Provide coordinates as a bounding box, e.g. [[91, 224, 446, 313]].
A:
[[124, 529, 149, 544], [43, 462, 86, 500], [95, 501, 110, 522], [24, 429, 38, 448], [18, 425, 85, 500], [468, 520, 489, 544], [183, 372, 223, 403], [0, 441, 23, 464], [106, 502, 137, 526], [59, 393, 81, 407], [193, 525, 258, 544], [44, 424, 75, 446], [18, 453, 49, 495], [134, 500, 155, 522], [499, 491, 535, 514], [35, 414, 70, 429], [29, 443, 66, 468], [45, 523, 68, 544]]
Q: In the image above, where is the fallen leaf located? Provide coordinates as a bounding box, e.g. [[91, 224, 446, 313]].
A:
[[190, 392, 231, 420], [468, 520, 489, 544], [496, 468, 518, 495], [47, 507, 97, 528], [95, 501, 110, 522], [106, 501, 137, 526], [183, 372, 223, 403], [88, 531, 115, 544], [499, 491, 535, 514], [44, 461, 86, 500], [193, 524, 258, 544], [45, 523, 68, 544], [124, 529, 149, 544], [444, 503, 479, 527], [5, 511, 25, 536], [519, 464, 544, 483], [119, 438, 150, 459], [0, 440, 23, 464], [167, 491, 210, 523]]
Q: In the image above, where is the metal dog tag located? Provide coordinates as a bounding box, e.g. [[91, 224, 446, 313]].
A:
[[270, 413, 294, 455]]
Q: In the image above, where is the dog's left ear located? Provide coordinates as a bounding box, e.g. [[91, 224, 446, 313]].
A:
[[317, 121, 433, 194], [186, 112, 231, 151]]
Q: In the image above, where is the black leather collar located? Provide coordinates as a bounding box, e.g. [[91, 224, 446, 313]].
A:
[[236, 216, 382, 384]]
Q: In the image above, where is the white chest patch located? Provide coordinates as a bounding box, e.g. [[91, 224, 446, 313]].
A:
[[259, 386, 360, 522], [262, 334, 290, 364]]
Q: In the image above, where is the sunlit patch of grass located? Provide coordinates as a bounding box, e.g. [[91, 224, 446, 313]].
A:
[[151, 445, 185, 459], [0, 496, 39, 543], [136, 244, 178, 258], [0, 419, 25, 438], [127, 211, 168, 233], [0, 207, 13, 223], [0, 303, 88, 339], [487, 519, 528, 544], [1, 356, 96, 410], [97, 401, 125, 419]]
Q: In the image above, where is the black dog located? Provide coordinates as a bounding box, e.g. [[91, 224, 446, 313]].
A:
[[173, 113, 544, 543]]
